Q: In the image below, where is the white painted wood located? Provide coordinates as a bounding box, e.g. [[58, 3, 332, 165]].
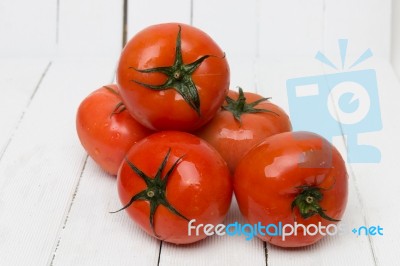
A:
[[0, 0, 57, 58], [193, 0, 258, 58], [392, 0, 400, 79], [323, 0, 391, 62], [56, 0, 123, 58], [0, 59, 50, 158], [0, 58, 117, 265], [193, 0, 258, 92], [159, 197, 266, 266], [126, 0, 191, 40], [258, 0, 325, 60], [346, 62, 400, 266], [50, 157, 161, 266]]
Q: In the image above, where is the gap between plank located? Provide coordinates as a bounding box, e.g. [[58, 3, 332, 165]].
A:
[[190, 0, 194, 26], [263, 241, 268, 266], [48, 154, 89, 266], [122, 0, 128, 49], [157, 241, 163, 266], [0, 61, 52, 162]]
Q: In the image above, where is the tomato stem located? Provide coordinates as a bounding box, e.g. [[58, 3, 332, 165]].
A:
[[147, 190, 155, 198], [291, 185, 340, 222], [103, 85, 119, 95], [110, 149, 189, 238], [103, 86, 127, 117], [129, 25, 223, 116], [222, 87, 279, 125], [110, 101, 127, 117]]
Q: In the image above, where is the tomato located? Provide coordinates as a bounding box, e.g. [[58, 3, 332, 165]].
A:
[[113, 131, 232, 244], [234, 131, 348, 247], [196, 87, 292, 173], [76, 85, 153, 175], [117, 23, 230, 132]]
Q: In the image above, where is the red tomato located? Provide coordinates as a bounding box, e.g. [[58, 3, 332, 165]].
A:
[[234, 131, 348, 247], [114, 131, 232, 244], [196, 87, 292, 173], [76, 85, 153, 175], [117, 23, 230, 131]]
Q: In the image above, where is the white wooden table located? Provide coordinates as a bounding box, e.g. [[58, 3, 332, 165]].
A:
[[1, 1, 399, 265]]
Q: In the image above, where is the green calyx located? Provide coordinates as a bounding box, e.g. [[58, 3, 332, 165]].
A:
[[130, 25, 220, 116], [111, 149, 189, 238], [103, 86, 126, 116], [222, 87, 278, 125], [291, 185, 339, 222]]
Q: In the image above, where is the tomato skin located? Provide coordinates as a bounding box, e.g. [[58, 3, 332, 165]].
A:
[[233, 131, 348, 247], [196, 89, 292, 173], [117, 131, 232, 244], [117, 23, 230, 132], [76, 85, 153, 175]]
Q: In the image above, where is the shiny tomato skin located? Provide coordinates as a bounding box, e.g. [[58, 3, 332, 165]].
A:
[[117, 131, 232, 244], [234, 131, 348, 247], [117, 23, 229, 132], [76, 85, 153, 175], [196, 90, 292, 173]]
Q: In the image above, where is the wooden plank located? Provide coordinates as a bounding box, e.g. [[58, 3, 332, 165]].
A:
[[324, 0, 391, 61], [0, 0, 57, 57], [159, 198, 266, 266], [126, 0, 191, 39], [0, 59, 50, 159], [347, 62, 400, 266], [392, 0, 400, 79], [50, 157, 161, 266], [192, 0, 258, 92], [56, 0, 123, 58], [258, 0, 324, 60], [0, 58, 117, 265]]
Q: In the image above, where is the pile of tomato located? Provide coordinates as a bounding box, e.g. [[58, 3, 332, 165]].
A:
[[76, 23, 348, 248]]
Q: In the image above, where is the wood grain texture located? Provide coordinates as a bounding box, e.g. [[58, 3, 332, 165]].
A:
[[159, 198, 266, 266], [193, 0, 258, 91], [324, 0, 391, 61], [0, 59, 50, 159], [0, 58, 117, 265], [0, 0, 57, 57], [126, 0, 191, 40], [258, 0, 324, 59], [56, 0, 123, 58], [347, 62, 400, 266], [392, 0, 400, 79], [50, 157, 161, 266]]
